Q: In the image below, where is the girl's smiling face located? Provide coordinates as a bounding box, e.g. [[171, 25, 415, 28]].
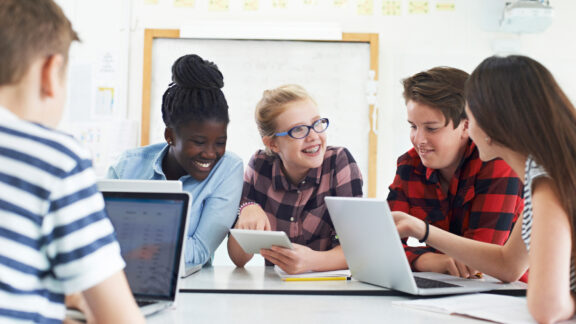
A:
[[266, 99, 327, 183], [168, 119, 228, 181]]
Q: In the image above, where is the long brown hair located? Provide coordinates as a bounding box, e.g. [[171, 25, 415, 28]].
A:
[[466, 55, 576, 263]]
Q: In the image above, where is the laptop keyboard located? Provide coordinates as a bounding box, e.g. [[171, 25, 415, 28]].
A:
[[414, 276, 460, 288], [136, 300, 157, 307]]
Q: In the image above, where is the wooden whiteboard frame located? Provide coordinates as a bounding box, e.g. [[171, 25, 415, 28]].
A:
[[141, 29, 379, 197]]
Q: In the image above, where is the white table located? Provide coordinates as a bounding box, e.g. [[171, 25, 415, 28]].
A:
[[147, 266, 528, 323]]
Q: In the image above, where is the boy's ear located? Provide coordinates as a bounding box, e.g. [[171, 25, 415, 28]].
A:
[[461, 119, 470, 139], [40, 54, 65, 99], [262, 136, 279, 153]]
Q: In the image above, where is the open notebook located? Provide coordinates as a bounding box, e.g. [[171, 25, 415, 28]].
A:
[[274, 266, 351, 281], [393, 294, 536, 324]]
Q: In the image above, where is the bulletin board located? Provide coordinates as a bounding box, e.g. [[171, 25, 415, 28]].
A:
[[141, 29, 379, 197]]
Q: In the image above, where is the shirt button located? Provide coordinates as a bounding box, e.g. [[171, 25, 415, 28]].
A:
[[290, 217, 295, 222]]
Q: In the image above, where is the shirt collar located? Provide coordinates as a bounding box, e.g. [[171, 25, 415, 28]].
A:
[[271, 155, 322, 191], [0, 106, 19, 122], [152, 144, 170, 179]]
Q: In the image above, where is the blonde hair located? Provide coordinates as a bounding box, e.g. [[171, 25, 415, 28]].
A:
[[255, 84, 316, 155]]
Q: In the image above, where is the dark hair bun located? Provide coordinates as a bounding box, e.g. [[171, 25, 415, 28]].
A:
[[171, 54, 224, 90]]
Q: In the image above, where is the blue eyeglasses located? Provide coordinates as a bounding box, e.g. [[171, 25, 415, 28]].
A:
[[275, 118, 330, 139]]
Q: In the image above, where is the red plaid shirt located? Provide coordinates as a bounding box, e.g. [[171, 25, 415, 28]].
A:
[[241, 147, 363, 265], [388, 140, 524, 270]]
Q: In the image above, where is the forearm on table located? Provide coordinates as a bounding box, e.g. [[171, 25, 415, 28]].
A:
[[309, 245, 348, 272], [227, 234, 253, 267]]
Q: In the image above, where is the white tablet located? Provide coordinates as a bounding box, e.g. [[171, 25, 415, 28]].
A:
[[230, 229, 293, 254]]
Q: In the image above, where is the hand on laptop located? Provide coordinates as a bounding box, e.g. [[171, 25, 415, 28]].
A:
[[235, 204, 271, 231], [260, 244, 314, 274], [391, 211, 426, 239], [415, 252, 479, 279]]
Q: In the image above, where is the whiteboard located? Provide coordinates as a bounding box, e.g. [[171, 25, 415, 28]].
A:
[[145, 33, 376, 194]]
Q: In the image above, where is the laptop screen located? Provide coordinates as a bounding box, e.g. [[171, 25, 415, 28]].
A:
[[102, 191, 189, 301]]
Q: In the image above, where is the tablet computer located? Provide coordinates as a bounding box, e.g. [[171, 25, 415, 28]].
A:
[[230, 229, 293, 254]]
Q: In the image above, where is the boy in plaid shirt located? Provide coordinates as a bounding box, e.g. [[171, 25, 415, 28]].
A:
[[387, 67, 524, 279]]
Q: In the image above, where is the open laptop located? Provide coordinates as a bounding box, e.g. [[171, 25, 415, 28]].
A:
[[325, 196, 506, 296], [98, 179, 201, 278], [103, 191, 190, 316]]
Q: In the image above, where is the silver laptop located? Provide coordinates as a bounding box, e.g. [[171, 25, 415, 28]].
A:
[[325, 196, 506, 295], [97, 179, 183, 193], [103, 191, 190, 315], [98, 180, 201, 278]]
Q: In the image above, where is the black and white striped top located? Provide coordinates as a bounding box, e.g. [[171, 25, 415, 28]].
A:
[[522, 157, 576, 291]]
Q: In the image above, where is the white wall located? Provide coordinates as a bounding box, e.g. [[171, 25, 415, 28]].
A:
[[58, 0, 576, 266], [126, 0, 576, 199]]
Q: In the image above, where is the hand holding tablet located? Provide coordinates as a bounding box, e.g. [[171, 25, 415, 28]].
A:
[[230, 229, 293, 254]]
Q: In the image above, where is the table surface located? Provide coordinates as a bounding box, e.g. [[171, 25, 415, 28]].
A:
[[145, 266, 528, 323], [178, 265, 527, 294]]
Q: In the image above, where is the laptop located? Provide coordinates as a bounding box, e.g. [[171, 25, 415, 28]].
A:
[[103, 191, 190, 315], [325, 197, 506, 295], [97, 179, 183, 193]]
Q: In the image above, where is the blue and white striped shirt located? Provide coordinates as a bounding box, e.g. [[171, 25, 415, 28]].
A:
[[0, 106, 125, 323]]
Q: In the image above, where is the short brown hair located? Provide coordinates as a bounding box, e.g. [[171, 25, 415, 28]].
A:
[[402, 67, 469, 128], [0, 0, 79, 85]]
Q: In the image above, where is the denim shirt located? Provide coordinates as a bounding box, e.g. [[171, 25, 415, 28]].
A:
[[107, 143, 243, 267]]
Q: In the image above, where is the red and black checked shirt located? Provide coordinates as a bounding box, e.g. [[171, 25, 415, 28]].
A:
[[387, 140, 524, 270], [241, 147, 363, 265]]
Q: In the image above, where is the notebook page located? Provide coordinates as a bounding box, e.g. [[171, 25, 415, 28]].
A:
[[393, 294, 536, 324], [274, 265, 351, 279]]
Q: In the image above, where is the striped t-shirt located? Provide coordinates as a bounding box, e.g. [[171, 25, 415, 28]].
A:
[[0, 106, 125, 323], [522, 157, 576, 291]]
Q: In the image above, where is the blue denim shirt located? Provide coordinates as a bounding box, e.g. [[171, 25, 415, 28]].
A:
[[107, 143, 243, 268]]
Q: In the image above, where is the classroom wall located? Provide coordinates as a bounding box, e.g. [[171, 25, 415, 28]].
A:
[[126, 0, 576, 198], [57, 0, 576, 266]]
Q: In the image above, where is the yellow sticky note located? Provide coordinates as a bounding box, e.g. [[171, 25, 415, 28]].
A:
[[409, 0, 429, 14], [357, 0, 374, 15], [209, 0, 229, 11], [382, 0, 401, 16], [174, 0, 194, 7], [333, 0, 347, 7], [436, 0, 455, 12], [273, 0, 287, 9], [244, 0, 259, 11]]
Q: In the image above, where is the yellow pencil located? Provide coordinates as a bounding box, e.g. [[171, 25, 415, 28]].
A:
[[282, 277, 350, 282]]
